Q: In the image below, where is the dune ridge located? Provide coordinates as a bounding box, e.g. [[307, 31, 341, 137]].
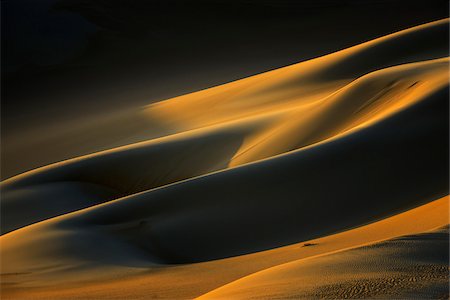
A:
[[1, 18, 449, 299]]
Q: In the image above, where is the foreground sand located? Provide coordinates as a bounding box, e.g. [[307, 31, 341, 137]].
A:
[[199, 225, 449, 299], [2, 197, 448, 299], [1, 19, 449, 299]]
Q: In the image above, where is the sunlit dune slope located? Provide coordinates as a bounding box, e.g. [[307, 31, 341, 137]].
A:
[[0, 18, 449, 300], [198, 226, 449, 299], [1, 19, 448, 235], [146, 18, 448, 131]]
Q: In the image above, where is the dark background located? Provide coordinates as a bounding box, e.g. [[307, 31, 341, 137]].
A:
[[1, 0, 449, 175]]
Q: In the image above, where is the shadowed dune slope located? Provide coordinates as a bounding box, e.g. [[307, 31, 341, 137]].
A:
[[0, 18, 449, 300]]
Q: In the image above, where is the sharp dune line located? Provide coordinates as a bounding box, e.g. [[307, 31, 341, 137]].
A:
[[1, 18, 449, 299]]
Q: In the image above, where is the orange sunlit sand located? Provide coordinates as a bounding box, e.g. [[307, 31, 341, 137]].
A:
[[1, 19, 449, 299]]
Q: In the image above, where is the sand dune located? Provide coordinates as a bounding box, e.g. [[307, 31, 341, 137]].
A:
[[1, 19, 449, 299], [198, 226, 449, 299]]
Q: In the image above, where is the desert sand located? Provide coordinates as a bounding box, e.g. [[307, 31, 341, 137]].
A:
[[1, 19, 449, 299]]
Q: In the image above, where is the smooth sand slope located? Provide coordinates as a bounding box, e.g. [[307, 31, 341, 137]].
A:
[[1, 19, 449, 299]]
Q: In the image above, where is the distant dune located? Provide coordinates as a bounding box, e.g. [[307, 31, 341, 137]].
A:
[[3, 0, 449, 180], [1, 19, 449, 299]]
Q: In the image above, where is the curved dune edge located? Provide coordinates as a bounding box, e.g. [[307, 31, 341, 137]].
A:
[[196, 196, 449, 299], [2, 196, 448, 299], [1, 18, 449, 235]]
